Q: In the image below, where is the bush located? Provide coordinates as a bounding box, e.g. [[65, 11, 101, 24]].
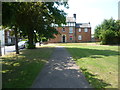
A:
[[99, 30, 117, 45], [42, 38, 48, 42], [25, 42, 36, 49]]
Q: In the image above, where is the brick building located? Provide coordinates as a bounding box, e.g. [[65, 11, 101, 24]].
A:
[[49, 14, 91, 43]]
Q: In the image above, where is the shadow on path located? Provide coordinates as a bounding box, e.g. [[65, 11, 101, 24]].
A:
[[32, 47, 91, 88]]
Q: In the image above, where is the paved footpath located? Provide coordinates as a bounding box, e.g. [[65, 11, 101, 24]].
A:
[[32, 46, 91, 88]]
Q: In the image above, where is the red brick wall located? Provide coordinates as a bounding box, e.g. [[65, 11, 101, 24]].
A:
[[49, 27, 91, 43], [76, 28, 91, 42], [49, 27, 76, 43]]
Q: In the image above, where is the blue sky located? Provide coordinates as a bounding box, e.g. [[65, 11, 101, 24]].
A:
[[61, 0, 119, 34]]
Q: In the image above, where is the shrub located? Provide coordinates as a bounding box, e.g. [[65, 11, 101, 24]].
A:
[[42, 38, 48, 42], [99, 30, 116, 45], [25, 42, 36, 49]]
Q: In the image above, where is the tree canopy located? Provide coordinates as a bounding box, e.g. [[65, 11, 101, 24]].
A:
[[94, 18, 120, 45], [2, 2, 68, 50]]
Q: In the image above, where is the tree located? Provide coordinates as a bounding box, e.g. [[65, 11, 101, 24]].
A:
[[94, 25, 102, 38], [94, 18, 120, 45], [14, 2, 68, 48], [99, 30, 116, 44], [2, 2, 69, 50], [2, 2, 21, 54]]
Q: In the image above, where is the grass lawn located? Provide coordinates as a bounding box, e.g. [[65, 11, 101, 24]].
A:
[[1, 46, 54, 88], [58, 43, 119, 88]]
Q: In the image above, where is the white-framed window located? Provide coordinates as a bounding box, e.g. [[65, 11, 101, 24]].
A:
[[70, 23, 75, 26], [84, 28, 88, 32], [69, 27, 73, 33], [71, 23, 73, 26], [73, 23, 75, 26], [78, 35, 82, 40], [62, 27, 65, 32], [79, 28, 81, 32]]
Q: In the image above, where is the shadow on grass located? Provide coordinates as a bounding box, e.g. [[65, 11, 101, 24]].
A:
[[1, 47, 118, 88], [80, 68, 111, 88], [1, 47, 54, 88], [66, 47, 119, 60]]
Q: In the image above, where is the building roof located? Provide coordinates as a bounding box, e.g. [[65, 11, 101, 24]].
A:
[[76, 23, 91, 28], [66, 17, 76, 22]]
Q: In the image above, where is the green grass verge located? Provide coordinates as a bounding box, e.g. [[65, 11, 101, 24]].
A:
[[1, 47, 54, 88], [58, 43, 119, 88]]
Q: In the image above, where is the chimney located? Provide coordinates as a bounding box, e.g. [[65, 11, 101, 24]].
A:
[[73, 14, 76, 19]]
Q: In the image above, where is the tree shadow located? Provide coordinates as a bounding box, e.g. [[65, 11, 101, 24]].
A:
[[31, 47, 114, 88], [1, 47, 54, 88], [1, 46, 118, 88], [80, 68, 111, 88], [66, 47, 119, 60]]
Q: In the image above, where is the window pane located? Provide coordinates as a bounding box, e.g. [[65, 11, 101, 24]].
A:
[[78, 35, 82, 40], [62, 28, 65, 32], [84, 28, 88, 32], [70, 37, 72, 40], [70, 36, 73, 40], [70, 23, 71, 26], [74, 23, 75, 26], [79, 28, 81, 32], [69, 27, 73, 33]]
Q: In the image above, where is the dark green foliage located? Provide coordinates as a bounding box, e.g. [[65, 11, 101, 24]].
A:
[[2, 3, 20, 54], [2, 2, 68, 49], [94, 25, 102, 38], [25, 44, 36, 49], [99, 30, 117, 45], [42, 38, 48, 42]]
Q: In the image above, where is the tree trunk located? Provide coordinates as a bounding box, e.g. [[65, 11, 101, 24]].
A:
[[14, 27, 19, 54], [39, 36, 41, 46], [34, 32, 37, 43], [28, 29, 35, 49]]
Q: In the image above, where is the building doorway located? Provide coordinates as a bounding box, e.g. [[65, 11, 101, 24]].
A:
[[62, 35, 66, 43]]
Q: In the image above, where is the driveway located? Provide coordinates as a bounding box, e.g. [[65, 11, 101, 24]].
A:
[[1, 43, 40, 56], [32, 46, 91, 88]]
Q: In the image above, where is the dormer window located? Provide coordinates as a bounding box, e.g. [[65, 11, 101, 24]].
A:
[[71, 23, 75, 26]]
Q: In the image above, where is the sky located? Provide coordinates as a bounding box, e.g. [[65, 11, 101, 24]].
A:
[[61, 0, 119, 34]]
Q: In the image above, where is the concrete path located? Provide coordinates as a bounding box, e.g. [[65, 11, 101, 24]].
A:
[[32, 46, 91, 88]]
